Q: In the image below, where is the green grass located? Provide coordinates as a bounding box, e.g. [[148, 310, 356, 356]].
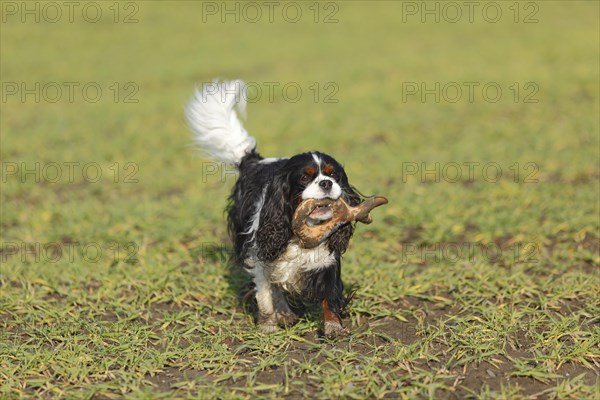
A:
[[1, 1, 599, 398]]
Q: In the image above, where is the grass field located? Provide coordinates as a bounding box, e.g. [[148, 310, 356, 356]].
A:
[[1, 1, 599, 398]]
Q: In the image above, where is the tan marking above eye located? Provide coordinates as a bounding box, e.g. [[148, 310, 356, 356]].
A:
[[304, 166, 317, 176], [323, 164, 335, 175]]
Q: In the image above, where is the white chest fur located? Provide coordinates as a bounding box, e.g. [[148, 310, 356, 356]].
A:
[[266, 241, 335, 293]]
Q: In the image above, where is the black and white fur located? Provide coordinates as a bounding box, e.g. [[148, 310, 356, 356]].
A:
[[186, 80, 360, 337]]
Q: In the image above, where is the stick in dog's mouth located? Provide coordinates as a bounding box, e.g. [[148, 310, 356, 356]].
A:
[[307, 205, 334, 225], [306, 201, 335, 226]]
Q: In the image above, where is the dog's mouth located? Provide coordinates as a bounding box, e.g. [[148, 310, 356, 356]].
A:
[[306, 203, 335, 226]]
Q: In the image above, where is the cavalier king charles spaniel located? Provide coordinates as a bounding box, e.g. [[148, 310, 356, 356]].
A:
[[186, 80, 361, 337]]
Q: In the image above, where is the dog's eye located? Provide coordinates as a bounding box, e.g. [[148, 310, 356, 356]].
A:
[[325, 170, 337, 180], [300, 174, 311, 184]]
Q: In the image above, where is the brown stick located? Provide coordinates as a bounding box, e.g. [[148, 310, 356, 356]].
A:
[[293, 196, 388, 248]]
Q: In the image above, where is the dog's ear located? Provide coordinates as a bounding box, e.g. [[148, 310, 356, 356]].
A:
[[342, 183, 362, 207], [256, 174, 293, 262], [327, 183, 361, 254], [334, 165, 361, 207]]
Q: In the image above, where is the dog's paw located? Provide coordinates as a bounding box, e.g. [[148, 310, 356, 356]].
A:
[[259, 322, 279, 334], [258, 311, 298, 333], [276, 311, 299, 327], [323, 320, 349, 339]]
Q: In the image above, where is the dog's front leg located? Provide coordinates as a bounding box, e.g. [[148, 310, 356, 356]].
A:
[[254, 265, 297, 333], [321, 298, 347, 338]]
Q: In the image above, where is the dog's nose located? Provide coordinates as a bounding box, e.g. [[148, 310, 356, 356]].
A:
[[319, 180, 333, 191]]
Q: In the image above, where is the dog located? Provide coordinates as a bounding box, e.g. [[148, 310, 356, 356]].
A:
[[186, 80, 361, 337]]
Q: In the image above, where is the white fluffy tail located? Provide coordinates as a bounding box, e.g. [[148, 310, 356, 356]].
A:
[[186, 80, 256, 165]]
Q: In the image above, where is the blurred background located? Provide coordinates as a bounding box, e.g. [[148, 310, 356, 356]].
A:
[[3, 1, 598, 221], [2, 0, 598, 251]]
